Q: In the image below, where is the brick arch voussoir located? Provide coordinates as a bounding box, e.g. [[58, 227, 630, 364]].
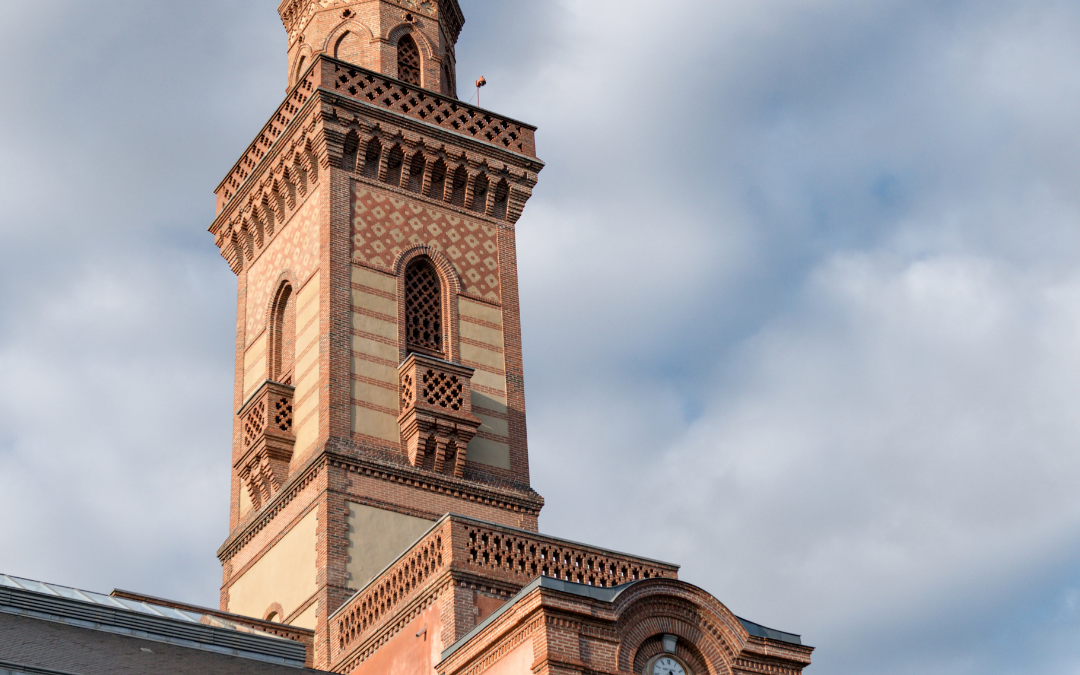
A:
[[322, 19, 376, 54], [393, 245, 462, 296], [613, 581, 747, 675], [263, 602, 285, 623], [634, 634, 710, 675], [386, 24, 435, 61]]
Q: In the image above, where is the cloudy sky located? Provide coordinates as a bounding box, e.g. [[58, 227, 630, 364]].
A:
[[3, 0, 1080, 672]]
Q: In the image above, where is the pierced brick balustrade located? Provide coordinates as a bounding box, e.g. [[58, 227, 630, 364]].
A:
[[398, 353, 481, 478], [329, 515, 680, 668], [235, 380, 296, 510]]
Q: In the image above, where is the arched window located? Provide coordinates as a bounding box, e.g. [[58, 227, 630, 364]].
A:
[[362, 138, 382, 179], [335, 31, 363, 63], [404, 259, 443, 356], [269, 282, 296, 385], [384, 145, 405, 187], [397, 35, 421, 86]]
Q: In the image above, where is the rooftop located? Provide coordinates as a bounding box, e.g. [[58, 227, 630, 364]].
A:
[[441, 576, 804, 662], [0, 574, 318, 672]]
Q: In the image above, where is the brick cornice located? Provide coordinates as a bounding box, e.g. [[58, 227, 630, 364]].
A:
[[217, 442, 545, 563]]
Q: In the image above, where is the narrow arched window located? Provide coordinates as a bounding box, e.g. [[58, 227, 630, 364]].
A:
[[270, 282, 296, 385], [405, 259, 443, 356], [397, 35, 421, 86]]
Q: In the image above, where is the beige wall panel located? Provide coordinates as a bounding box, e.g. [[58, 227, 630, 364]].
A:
[[352, 289, 396, 317], [243, 333, 268, 398], [352, 266, 397, 294], [458, 297, 502, 326], [294, 409, 320, 455], [352, 312, 397, 340], [353, 334, 398, 362], [351, 406, 399, 442], [352, 357, 397, 384], [294, 323, 321, 381], [228, 509, 318, 621], [290, 602, 318, 630], [460, 320, 504, 348], [294, 381, 321, 426], [466, 437, 511, 470], [346, 503, 433, 589], [296, 271, 321, 330], [472, 369, 507, 396], [352, 380, 398, 410], [472, 391, 507, 414], [476, 412, 509, 438], [461, 342, 505, 371]]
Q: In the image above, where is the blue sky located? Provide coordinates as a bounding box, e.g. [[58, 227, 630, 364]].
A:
[[2, 0, 1080, 672]]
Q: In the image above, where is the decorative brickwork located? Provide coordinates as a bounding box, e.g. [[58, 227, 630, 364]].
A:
[[352, 185, 502, 303], [462, 522, 673, 588], [329, 63, 534, 156], [336, 526, 448, 651], [243, 187, 321, 343]]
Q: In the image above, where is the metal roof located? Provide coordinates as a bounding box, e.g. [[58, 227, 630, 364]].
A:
[[0, 574, 308, 668]]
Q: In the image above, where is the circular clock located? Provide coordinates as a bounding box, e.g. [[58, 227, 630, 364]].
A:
[[652, 656, 687, 675]]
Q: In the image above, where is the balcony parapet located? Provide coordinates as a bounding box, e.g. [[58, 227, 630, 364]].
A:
[[398, 353, 481, 478], [235, 380, 296, 510]]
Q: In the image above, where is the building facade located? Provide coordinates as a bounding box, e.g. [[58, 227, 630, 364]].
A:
[[207, 2, 815, 675]]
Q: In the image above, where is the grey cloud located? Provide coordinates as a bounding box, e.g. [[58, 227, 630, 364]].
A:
[[2, 0, 1080, 673]]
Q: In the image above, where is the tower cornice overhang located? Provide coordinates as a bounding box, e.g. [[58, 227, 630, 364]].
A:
[[216, 444, 546, 564], [212, 55, 540, 220]]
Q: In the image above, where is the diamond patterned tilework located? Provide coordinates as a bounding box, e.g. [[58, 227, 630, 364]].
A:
[[351, 183, 501, 304], [246, 192, 322, 343]]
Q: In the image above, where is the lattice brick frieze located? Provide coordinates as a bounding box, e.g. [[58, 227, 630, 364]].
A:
[[329, 62, 535, 157], [335, 530, 447, 654], [422, 369, 463, 410], [463, 524, 676, 588]]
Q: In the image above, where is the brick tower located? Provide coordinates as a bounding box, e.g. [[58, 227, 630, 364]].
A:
[[210, 3, 813, 675], [210, 0, 545, 665]]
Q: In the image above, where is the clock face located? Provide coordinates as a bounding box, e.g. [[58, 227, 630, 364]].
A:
[[652, 657, 687, 675]]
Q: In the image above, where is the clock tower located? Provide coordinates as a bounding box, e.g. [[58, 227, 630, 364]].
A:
[[209, 2, 813, 674]]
